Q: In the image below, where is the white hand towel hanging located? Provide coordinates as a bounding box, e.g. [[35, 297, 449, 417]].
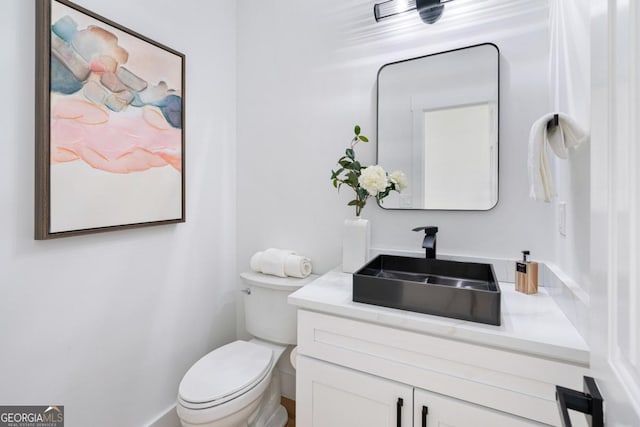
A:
[[528, 112, 589, 202]]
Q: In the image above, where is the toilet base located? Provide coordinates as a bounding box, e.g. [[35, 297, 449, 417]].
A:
[[249, 369, 287, 427], [179, 394, 263, 427], [179, 382, 287, 427], [251, 404, 287, 427]]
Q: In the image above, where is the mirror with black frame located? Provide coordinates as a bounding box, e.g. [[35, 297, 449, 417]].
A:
[[377, 43, 499, 210]]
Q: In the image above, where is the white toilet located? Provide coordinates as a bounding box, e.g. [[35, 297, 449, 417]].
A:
[[177, 271, 314, 427]]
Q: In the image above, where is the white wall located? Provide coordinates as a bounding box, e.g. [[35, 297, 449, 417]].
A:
[[549, 0, 591, 294], [236, 0, 555, 319], [0, 1, 237, 426]]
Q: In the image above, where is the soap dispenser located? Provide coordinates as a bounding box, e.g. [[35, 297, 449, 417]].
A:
[[516, 250, 538, 295]]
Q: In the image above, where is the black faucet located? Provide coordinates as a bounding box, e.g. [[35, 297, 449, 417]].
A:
[[413, 226, 438, 259]]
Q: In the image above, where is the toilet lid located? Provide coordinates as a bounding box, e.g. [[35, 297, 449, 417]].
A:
[[179, 341, 273, 404]]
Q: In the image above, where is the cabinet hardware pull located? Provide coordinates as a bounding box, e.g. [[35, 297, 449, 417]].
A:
[[422, 405, 429, 427], [396, 397, 403, 427], [555, 376, 603, 427]]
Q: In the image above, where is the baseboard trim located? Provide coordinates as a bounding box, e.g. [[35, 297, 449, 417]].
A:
[[147, 403, 180, 427]]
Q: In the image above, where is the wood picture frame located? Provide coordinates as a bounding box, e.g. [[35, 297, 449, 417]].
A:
[[35, 0, 185, 239]]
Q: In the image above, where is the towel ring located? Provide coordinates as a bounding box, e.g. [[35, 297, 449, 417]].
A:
[[547, 114, 559, 131]]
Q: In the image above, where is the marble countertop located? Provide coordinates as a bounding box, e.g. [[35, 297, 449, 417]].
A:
[[288, 269, 590, 366]]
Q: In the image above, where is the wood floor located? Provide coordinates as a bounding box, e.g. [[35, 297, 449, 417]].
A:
[[281, 397, 295, 427]]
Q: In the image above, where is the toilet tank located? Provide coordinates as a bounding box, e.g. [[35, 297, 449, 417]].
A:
[[241, 272, 317, 345]]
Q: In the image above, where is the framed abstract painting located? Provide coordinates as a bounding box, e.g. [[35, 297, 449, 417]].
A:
[[35, 0, 185, 239]]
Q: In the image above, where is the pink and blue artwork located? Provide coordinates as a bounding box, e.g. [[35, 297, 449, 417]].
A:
[[36, 0, 185, 239]]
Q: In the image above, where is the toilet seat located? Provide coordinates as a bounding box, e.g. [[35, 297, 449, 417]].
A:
[[178, 341, 274, 410], [177, 370, 272, 426]]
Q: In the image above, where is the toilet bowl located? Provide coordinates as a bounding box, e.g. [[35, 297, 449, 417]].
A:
[[177, 339, 287, 427], [177, 271, 316, 427]]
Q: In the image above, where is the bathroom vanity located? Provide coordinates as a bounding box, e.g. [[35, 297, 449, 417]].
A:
[[288, 269, 589, 426]]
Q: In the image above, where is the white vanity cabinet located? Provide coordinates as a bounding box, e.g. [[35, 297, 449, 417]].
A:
[[297, 355, 541, 427], [297, 355, 413, 427], [289, 271, 590, 426], [413, 388, 542, 427], [293, 309, 589, 426]]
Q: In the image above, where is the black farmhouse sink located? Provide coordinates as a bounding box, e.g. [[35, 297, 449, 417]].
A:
[[353, 255, 501, 326]]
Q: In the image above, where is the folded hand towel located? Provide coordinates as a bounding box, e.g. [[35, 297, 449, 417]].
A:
[[260, 248, 295, 277], [250, 252, 264, 272], [250, 248, 313, 278], [528, 112, 589, 202], [284, 255, 313, 278]]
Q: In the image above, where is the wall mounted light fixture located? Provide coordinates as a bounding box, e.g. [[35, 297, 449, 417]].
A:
[[373, 0, 454, 24]]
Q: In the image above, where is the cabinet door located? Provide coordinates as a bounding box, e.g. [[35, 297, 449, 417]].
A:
[[297, 355, 413, 427], [414, 388, 544, 427]]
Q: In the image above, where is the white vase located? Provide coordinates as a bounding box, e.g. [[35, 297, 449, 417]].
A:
[[342, 217, 370, 273]]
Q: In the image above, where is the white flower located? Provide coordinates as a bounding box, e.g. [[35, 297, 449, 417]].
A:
[[359, 165, 389, 196], [389, 170, 408, 192]]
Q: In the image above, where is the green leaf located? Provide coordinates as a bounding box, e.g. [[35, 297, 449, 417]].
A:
[[359, 135, 369, 142], [345, 148, 354, 159], [339, 159, 352, 168], [352, 161, 361, 171], [333, 179, 338, 188], [331, 168, 344, 179], [354, 125, 361, 136], [347, 171, 359, 187], [348, 200, 359, 206]]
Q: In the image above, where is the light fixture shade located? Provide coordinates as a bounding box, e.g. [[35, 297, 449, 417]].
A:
[[416, 0, 444, 24], [374, 0, 417, 22], [373, 0, 452, 24]]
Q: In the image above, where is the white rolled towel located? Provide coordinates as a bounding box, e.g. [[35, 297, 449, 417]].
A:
[[284, 255, 312, 278], [250, 251, 264, 272], [250, 248, 313, 278], [260, 248, 294, 277]]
